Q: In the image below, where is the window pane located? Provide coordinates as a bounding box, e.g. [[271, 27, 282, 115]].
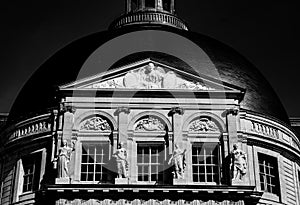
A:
[[163, 0, 171, 11], [192, 143, 219, 183], [22, 153, 41, 193], [137, 143, 165, 182], [81, 142, 109, 182], [258, 153, 279, 195], [145, 0, 155, 8]]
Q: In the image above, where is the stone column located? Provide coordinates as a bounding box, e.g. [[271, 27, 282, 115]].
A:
[[56, 105, 76, 184], [114, 107, 131, 184], [226, 107, 248, 185], [168, 107, 187, 184], [114, 107, 131, 146], [62, 105, 76, 146]]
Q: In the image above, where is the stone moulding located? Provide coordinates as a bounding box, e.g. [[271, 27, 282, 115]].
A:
[[55, 199, 245, 205]]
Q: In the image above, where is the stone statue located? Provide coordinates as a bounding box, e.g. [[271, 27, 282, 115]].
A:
[[168, 144, 186, 179], [113, 143, 128, 178], [231, 143, 247, 181], [57, 140, 73, 178]]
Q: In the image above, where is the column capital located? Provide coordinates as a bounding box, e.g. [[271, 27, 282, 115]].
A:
[[60, 103, 76, 114], [168, 107, 185, 116], [225, 107, 239, 116], [114, 107, 131, 116]]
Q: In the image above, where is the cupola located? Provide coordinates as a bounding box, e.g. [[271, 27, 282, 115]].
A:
[[109, 0, 188, 30]]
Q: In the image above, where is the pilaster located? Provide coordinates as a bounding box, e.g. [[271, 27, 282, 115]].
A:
[[114, 107, 131, 146], [168, 107, 188, 183]]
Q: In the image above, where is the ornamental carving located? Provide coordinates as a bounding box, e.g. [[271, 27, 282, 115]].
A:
[[56, 199, 245, 205], [135, 116, 165, 131], [80, 116, 111, 132], [85, 63, 215, 91], [189, 118, 219, 133]]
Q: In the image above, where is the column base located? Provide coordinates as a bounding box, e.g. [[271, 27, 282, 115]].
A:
[[173, 178, 187, 185], [55, 177, 70, 184], [115, 178, 129, 184]]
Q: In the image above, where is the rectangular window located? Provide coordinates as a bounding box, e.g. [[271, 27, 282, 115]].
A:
[[258, 153, 280, 195], [81, 142, 109, 182], [137, 143, 164, 182], [192, 143, 219, 183], [163, 0, 171, 11], [131, 0, 139, 11], [145, 0, 156, 8], [22, 154, 41, 193]]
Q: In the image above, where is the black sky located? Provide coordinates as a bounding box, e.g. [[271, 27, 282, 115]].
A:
[[0, 0, 299, 117]]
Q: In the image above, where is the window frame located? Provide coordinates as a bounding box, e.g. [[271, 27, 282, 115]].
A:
[[74, 133, 113, 184], [186, 133, 222, 185], [258, 152, 280, 196], [144, 0, 156, 8], [80, 141, 111, 183], [191, 142, 220, 184], [136, 142, 166, 183], [14, 148, 46, 203]]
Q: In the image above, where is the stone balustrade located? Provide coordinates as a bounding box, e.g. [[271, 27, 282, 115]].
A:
[[110, 11, 188, 30], [8, 114, 52, 141]]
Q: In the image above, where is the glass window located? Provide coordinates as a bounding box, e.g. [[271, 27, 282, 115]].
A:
[[145, 0, 156, 8], [192, 143, 219, 183], [258, 153, 280, 195], [131, 0, 139, 11], [22, 154, 41, 193], [81, 142, 109, 183], [163, 0, 171, 11], [137, 143, 164, 182]]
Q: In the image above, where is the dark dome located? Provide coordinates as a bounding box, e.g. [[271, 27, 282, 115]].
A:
[[8, 25, 289, 124]]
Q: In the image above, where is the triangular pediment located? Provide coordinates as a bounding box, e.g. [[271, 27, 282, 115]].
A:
[[60, 58, 243, 93]]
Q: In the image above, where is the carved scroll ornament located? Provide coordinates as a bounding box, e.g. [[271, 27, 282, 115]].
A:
[[189, 118, 219, 133], [135, 116, 165, 131], [80, 116, 111, 132]]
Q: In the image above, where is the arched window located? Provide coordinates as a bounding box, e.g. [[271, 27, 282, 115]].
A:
[[145, 0, 156, 8], [163, 0, 171, 12]]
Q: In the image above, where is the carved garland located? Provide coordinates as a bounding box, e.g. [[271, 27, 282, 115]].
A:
[[189, 118, 219, 133], [134, 116, 165, 131], [80, 116, 111, 132]]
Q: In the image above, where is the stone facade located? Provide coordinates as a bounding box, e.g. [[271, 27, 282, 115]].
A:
[[0, 1, 300, 205]]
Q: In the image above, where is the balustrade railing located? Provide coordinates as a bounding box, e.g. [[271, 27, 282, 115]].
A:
[[8, 114, 52, 141], [110, 11, 188, 30]]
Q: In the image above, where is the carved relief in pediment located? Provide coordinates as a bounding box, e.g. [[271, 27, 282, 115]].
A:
[[85, 63, 215, 91], [80, 116, 111, 132], [189, 118, 219, 133], [134, 116, 165, 131]]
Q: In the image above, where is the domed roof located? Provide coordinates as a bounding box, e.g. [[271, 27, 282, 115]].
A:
[[8, 25, 289, 124]]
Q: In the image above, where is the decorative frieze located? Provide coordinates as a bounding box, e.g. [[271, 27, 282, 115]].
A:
[[134, 116, 165, 131], [80, 117, 111, 132], [56, 199, 245, 205], [251, 121, 279, 139], [189, 118, 219, 133]]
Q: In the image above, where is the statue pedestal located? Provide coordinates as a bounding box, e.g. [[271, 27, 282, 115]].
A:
[[55, 177, 70, 184], [115, 178, 129, 184], [173, 178, 187, 185], [231, 179, 247, 186]]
